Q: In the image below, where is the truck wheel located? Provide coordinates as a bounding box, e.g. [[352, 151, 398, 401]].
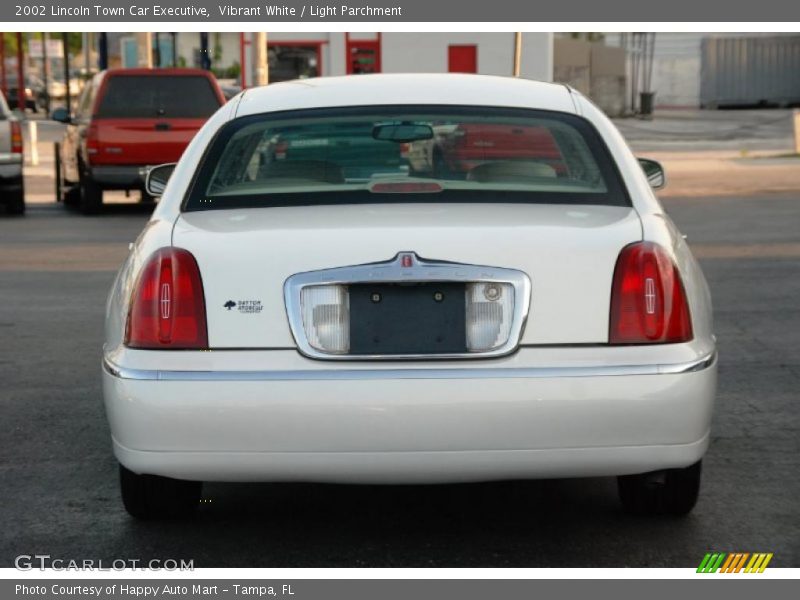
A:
[[63, 185, 81, 207], [79, 174, 103, 214], [617, 460, 702, 516], [6, 187, 25, 215], [120, 464, 202, 520]]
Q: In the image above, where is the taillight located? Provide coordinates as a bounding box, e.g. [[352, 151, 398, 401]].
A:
[[10, 121, 23, 155], [609, 242, 693, 344], [85, 123, 99, 159], [125, 248, 208, 349]]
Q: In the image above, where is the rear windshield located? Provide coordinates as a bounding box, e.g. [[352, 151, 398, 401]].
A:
[[96, 75, 221, 119], [184, 106, 629, 211]]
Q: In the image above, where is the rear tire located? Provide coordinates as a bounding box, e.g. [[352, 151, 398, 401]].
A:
[[79, 172, 103, 214], [5, 187, 25, 215], [119, 464, 202, 520], [617, 460, 702, 516], [62, 185, 81, 208]]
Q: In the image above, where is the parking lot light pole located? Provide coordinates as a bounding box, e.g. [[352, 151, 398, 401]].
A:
[[15, 33, 24, 112], [62, 33, 71, 110], [513, 32, 522, 77], [82, 32, 90, 75], [98, 33, 108, 70], [154, 33, 161, 67], [200, 32, 210, 70], [254, 32, 268, 86], [42, 32, 50, 115]]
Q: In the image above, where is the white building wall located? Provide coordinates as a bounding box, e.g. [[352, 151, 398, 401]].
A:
[[174, 32, 553, 83], [381, 33, 552, 81]]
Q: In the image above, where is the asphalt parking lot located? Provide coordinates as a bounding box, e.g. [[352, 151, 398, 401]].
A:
[[1, 190, 798, 568]]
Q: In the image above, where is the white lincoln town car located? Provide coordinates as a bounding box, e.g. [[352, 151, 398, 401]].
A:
[[103, 74, 716, 519]]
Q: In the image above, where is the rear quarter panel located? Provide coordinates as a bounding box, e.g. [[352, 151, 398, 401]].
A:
[[106, 96, 242, 351], [576, 94, 714, 348]]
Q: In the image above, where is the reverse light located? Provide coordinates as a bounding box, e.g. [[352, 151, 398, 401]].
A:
[[609, 242, 693, 344], [85, 123, 100, 157], [465, 282, 514, 351], [125, 248, 208, 349], [301, 285, 350, 354]]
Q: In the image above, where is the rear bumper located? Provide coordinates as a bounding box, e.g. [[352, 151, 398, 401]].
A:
[[0, 154, 23, 186], [90, 165, 146, 189], [0, 163, 22, 201], [102, 345, 717, 483]]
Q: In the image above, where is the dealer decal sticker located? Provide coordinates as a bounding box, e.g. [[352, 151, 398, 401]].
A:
[[224, 300, 263, 314]]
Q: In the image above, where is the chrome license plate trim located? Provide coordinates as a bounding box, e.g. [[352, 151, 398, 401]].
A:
[[284, 251, 531, 360]]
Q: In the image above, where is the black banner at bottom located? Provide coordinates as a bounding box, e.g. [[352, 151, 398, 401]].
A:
[[4, 579, 798, 600]]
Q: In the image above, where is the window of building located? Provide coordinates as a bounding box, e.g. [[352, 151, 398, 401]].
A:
[[268, 44, 321, 82], [346, 35, 381, 74]]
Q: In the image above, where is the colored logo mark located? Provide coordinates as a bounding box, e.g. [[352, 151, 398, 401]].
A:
[[697, 552, 773, 573]]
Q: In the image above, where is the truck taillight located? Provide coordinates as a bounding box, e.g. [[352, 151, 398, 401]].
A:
[[10, 121, 23, 155], [125, 248, 208, 349], [609, 242, 693, 344], [85, 123, 99, 159]]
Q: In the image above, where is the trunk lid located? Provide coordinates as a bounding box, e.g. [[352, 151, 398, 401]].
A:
[[172, 203, 642, 349]]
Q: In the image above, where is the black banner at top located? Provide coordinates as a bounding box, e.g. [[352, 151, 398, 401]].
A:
[[4, 0, 800, 22]]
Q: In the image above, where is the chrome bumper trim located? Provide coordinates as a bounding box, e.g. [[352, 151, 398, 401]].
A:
[[0, 152, 23, 165], [103, 351, 716, 382]]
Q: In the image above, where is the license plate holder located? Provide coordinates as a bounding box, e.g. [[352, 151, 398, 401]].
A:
[[349, 282, 467, 355]]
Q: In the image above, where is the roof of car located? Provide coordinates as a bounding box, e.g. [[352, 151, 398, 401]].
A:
[[235, 74, 579, 117]]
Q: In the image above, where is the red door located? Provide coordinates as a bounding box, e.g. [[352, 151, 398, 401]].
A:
[[448, 45, 477, 73]]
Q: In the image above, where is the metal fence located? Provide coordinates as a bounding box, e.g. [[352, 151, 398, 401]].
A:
[[701, 35, 800, 108]]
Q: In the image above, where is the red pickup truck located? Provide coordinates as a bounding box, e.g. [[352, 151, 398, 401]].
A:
[[434, 123, 567, 178], [53, 68, 225, 213]]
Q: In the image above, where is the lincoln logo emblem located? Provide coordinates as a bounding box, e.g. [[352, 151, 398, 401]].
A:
[[401, 254, 412, 268], [160, 283, 171, 319], [644, 277, 656, 314]]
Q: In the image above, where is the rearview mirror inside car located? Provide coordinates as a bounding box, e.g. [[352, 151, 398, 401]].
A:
[[50, 107, 71, 124], [145, 163, 177, 197], [372, 122, 434, 143], [638, 158, 666, 190]]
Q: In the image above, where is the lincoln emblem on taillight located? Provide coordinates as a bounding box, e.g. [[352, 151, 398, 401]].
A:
[[160, 283, 171, 319], [644, 277, 656, 314]]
